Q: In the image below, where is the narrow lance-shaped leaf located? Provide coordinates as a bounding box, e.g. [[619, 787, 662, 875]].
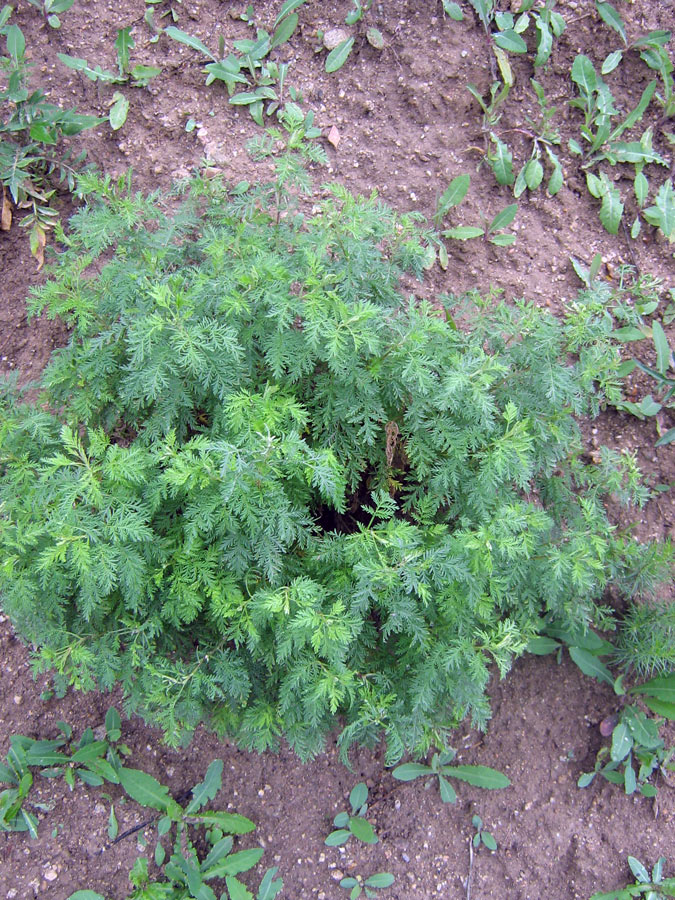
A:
[[443, 765, 511, 789], [185, 759, 223, 814], [325, 38, 354, 73], [165, 26, 216, 60]]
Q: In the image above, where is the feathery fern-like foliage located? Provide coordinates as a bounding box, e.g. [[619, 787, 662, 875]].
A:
[[1, 109, 672, 762]]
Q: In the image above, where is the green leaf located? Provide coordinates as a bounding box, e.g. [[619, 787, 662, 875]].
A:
[[130, 65, 162, 86], [577, 772, 595, 787], [526, 636, 561, 655], [568, 647, 614, 686], [114, 27, 134, 74], [634, 171, 649, 207], [107, 805, 118, 840], [524, 158, 544, 191], [349, 782, 368, 811], [391, 763, 432, 781], [633, 673, 675, 703], [610, 81, 656, 141], [21, 809, 38, 839], [596, 2, 626, 44], [274, 0, 307, 26], [442, 1, 464, 20], [652, 321, 670, 376], [325, 37, 354, 73], [204, 848, 264, 879], [444, 226, 484, 240], [257, 867, 283, 900], [185, 760, 223, 814], [109, 92, 129, 131], [70, 741, 108, 763], [349, 816, 378, 843], [155, 841, 166, 866], [608, 142, 668, 166], [29, 123, 57, 145], [482, 831, 497, 851], [364, 873, 395, 888], [325, 828, 351, 846], [613, 326, 646, 342], [601, 50, 623, 74], [534, 19, 552, 67], [642, 697, 675, 719], [643, 179, 675, 238], [118, 767, 175, 814], [66, 893, 107, 900], [571, 54, 597, 94], [493, 29, 528, 54], [488, 135, 514, 186], [270, 13, 298, 50], [655, 427, 675, 447], [628, 856, 651, 884], [599, 183, 624, 235], [610, 722, 633, 762], [546, 148, 563, 196], [105, 708, 122, 742], [226, 876, 254, 900], [6, 24, 25, 61], [436, 174, 470, 219], [444, 765, 511, 789], [189, 812, 256, 833], [438, 774, 457, 803], [624, 759, 637, 794], [165, 26, 216, 60], [489, 203, 518, 232], [489, 233, 516, 247]]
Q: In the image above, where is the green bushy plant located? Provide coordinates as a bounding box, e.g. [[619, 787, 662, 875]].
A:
[[0, 106, 672, 763]]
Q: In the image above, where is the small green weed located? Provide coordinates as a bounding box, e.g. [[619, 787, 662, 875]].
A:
[[325, 782, 378, 846], [338, 872, 394, 900], [0, 9, 102, 263], [431, 173, 517, 266], [471, 814, 497, 851], [0, 707, 130, 837], [58, 26, 161, 131], [165, 2, 307, 125], [578, 701, 674, 797], [25, 0, 74, 29], [590, 856, 675, 900], [392, 750, 510, 804]]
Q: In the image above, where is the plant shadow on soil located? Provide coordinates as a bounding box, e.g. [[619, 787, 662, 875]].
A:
[[1, 0, 675, 897]]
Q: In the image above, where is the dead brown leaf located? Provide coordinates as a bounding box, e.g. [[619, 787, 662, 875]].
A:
[[327, 125, 341, 149], [1, 185, 12, 231]]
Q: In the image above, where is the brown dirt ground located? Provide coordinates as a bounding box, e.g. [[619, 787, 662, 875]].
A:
[[1, 1, 675, 898]]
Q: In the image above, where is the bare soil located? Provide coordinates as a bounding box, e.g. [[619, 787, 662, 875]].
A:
[[1, 2, 674, 898]]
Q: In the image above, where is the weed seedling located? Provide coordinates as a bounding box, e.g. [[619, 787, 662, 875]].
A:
[[0, 12, 102, 262], [392, 750, 510, 803], [472, 814, 497, 851], [589, 855, 675, 899], [325, 782, 378, 846], [339, 872, 395, 900], [25, 0, 74, 29]]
